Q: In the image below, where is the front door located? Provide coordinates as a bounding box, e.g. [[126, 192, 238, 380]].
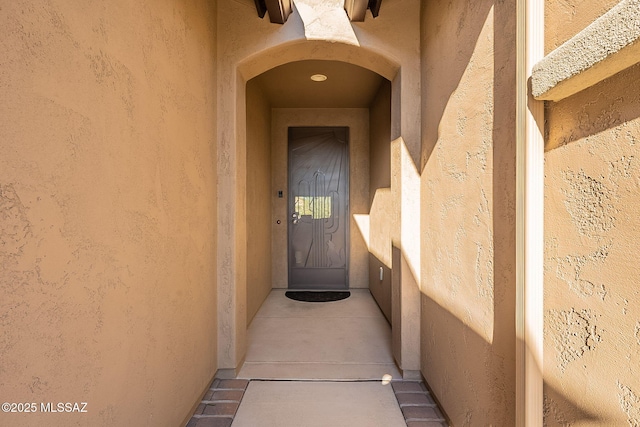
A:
[[288, 127, 349, 289]]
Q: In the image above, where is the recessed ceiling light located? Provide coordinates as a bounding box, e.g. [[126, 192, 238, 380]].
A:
[[310, 74, 327, 82]]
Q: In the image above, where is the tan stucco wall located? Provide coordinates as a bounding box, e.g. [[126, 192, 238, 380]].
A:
[[543, 61, 640, 426], [420, 0, 517, 424], [368, 81, 392, 322], [271, 108, 370, 289], [246, 80, 272, 324], [545, 0, 620, 54], [0, 1, 218, 426], [534, 0, 640, 101], [542, 3, 640, 425]]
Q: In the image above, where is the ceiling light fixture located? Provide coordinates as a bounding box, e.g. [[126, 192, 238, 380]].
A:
[[310, 74, 327, 82]]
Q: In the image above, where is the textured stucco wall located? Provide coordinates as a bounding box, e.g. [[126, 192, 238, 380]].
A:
[[533, 0, 640, 101], [0, 1, 218, 426], [420, 0, 517, 424], [271, 108, 370, 289], [368, 81, 392, 323], [543, 61, 640, 427], [545, 0, 620, 54], [245, 80, 272, 324]]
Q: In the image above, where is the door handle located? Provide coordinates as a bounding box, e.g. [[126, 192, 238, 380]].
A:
[[292, 212, 299, 224]]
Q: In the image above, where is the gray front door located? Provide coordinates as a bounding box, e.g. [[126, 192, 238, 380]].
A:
[[288, 127, 349, 289]]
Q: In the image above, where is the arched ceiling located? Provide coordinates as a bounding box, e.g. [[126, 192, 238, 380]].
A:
[[250, 60, 386, 108]]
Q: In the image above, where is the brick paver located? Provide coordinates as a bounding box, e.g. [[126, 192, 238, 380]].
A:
[[211, 390, 245, 401], [192, 403, 205, 415], [202, 402, 239, 416], [392, 381, 425, 393], [406, 421, 449, 427], [217, 379, 249, 390], [402, 405, 441, 420], [193, 418, 233, 427], [391, 380, 449, 427], [396, 392, 435, 406], [185, 378, 249, 427]]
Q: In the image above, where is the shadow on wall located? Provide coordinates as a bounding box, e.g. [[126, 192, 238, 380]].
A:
[[419, 0, 519, 423], [492, 0, 517, 423], [546, 61, 640, 151], [421, 293, 603, 425], [543, 53, 640, 424], [420, 0, 495, 169], [543, 384, 602, 426], [418, 0, 612, 423]]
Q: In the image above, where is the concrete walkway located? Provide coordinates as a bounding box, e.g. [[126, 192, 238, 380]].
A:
[[186, 290, 449, 427], [233, 380, 405, 427], [238, 289, 401, 381]]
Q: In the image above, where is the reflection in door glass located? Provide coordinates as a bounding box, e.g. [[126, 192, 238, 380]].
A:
[[294, 196, 332, 219], [288, 127, 348, 289]]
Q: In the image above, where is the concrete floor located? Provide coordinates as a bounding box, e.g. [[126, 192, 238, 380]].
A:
[[232, 380, 406, 427], [238, 289, 401, 381], [187, 290, 448, 427]]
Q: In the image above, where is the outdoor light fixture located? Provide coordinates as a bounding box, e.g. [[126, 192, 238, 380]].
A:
[[310, 74, 327, 82]]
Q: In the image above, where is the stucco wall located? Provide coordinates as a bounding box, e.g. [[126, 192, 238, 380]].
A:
[[271, 108, 370, 289], [0, 1, 218, 426], [545, 0, 620, 54], [543, 61, 640, 426], [420, 0, 517, 424], [368, 81, 392, 322], [246, 80, 272, 324]]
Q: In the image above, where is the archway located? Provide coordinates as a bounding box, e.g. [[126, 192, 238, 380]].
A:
[[216, 13, 422, 381]]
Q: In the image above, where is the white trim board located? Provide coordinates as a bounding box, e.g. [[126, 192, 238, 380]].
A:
[[516, 0, 544, 425]]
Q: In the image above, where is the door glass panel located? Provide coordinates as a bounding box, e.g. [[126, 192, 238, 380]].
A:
[[294, 196, 332, 219]]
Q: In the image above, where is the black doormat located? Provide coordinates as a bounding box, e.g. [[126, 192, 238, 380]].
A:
[[285, 291, 350, 303]]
